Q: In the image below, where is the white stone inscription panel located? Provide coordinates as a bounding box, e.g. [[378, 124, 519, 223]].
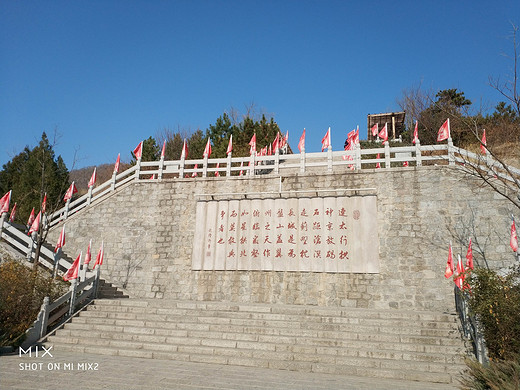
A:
[[192, 196, 379, 273]]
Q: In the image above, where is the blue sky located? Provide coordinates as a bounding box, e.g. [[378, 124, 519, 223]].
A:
[[1, 1, 519, 169]]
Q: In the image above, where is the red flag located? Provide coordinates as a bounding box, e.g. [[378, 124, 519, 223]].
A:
[[0, 190, 11, 214], [192, 164, 198, 177], [203, 139, 212, 158], [27, 207, 35, 227], [133, 141, 143, 160], [239, 161, 244, 176], [28, 211, 41, 235], [353, 127, 360, 145], [272, 133, 280, 152], [371, 123, 378, 137], [321, 127, 331, 152], [84, 240, 92, 265], [63, 182, 77, 201], [93, 242, 104, 269], [376, 153, 381, 169], [466, 238, 474, 270], [444, 244, 454, 278], [480, 129, 487, 154], [41, 193, 47, 213], [278, 131, 288, 149], [161, 140, 166, 159], [9, 202, 17, 222], [88, 167, 97, 188], [55, 224, 66, 252], [298, 129, 306, 153], [226, 135, 233, 156], [454, 255, 464, 289], [437, 119, 450, 142], [63, 252, 81, 281], [215, 163, 220, 177], [378, 123, 388, 143], [249, 134, 257, 155], [413, 120, 419, 144], [181, 139, 188, 159], [114, 154, 120, 173], [268, 144, 272, 156], [511, 218, 518, 252]]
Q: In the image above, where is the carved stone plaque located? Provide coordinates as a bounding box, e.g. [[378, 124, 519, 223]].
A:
[[192, 196, 379, 273]]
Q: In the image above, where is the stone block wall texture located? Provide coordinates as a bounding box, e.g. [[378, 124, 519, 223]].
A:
[[48, 166, 516, 312]]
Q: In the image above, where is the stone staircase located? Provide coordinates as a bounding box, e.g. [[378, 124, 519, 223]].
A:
[[97, 280, 129, 299], [45, 299, 469, 384]]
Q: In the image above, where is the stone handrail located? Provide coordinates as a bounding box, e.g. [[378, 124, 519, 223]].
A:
[[0, 222, 71, 273], [45, 139, 519, 226], [21, 270, 101, 348]]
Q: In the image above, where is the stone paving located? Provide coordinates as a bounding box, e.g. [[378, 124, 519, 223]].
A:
[[1, 350, 461, 390]]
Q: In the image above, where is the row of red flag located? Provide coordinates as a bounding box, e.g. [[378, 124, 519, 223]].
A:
[[0, 190, 104, 281], [63, 239, 104, 282], [445, 217, 519, 289], [371, 119, 488, 154], [115, 120, 489, 179]]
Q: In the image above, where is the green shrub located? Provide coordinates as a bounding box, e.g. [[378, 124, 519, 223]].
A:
[[0, 259, 67, 347], [460, 265, 520, 389], [466, 266, 520, 361]]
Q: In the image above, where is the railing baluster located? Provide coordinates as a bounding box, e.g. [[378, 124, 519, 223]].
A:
[[226, 153, 232, 177], [384, 142, 390, 169], [327, 145, 332, 173], [415, 139, 422, 166], [300, 147, 305, 173], [158, 156, 164, 180]]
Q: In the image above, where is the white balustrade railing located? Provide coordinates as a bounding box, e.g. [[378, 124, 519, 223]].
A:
[[41, 139, 519, 226]]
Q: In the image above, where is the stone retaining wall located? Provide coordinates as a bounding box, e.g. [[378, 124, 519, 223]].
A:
[[48, 166, 515, 311]]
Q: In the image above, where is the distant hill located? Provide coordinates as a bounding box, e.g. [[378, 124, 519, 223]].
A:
[[70, 163, 131, 195]]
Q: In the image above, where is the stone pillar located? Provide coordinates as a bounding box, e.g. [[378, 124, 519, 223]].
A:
[[158, 156, 165, 180], [415, 139, 422, 167], [448, 137, 454, 165], [384, 141, 391, 169], [203, 155, 208, 178], [226, 153, 232, 177], [300, 147, 305, 173], [327, 145, 332, 173]]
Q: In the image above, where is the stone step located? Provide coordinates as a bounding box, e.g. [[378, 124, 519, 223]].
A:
[[97, 281, 129, 299], [52, 327, 464, 355], [74, 310, 458, 337], [84, 304, 458, 329], [48, 342, 461, 384], [91, 299, 458, 323], [48, 331, 463, 365], [57, 320, 461, 348]]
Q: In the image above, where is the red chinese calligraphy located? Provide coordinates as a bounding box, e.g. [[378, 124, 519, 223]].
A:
[[326, 250, 336, 259]]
